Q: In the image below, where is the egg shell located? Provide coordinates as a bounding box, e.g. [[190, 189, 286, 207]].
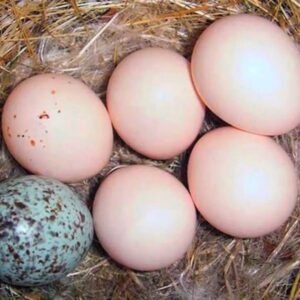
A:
[[0, 176, 93, 286], [188, 127, 298, 238], [191, 14, 300, 135], [93, 165, 196, 271], [2, 74, 113, 183], [107, 47, 205, 159]]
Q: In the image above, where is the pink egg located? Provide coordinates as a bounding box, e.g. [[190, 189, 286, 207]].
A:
[[107, 47, 205, 159], [188, 127, 298, 238], [191, 14, 300, 135], [2, 74, 113, 183], [93, 165, 196, 271]]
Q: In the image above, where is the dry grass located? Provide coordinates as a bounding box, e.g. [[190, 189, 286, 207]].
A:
[[0, 0, 299, 299]]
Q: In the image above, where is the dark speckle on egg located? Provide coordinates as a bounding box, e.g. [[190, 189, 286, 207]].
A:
[[0, 176, 93, 286], [39, 113, 50, 120], [49, 215, 56, 221], [15, 202, 27, 209]]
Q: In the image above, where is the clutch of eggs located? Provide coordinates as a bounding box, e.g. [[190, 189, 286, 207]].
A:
[[0, 176, 93, 286], [2, 74, 113, 183], [0, 12, 299, 282]]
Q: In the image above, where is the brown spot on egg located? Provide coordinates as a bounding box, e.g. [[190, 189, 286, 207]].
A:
[[49, 215, 56, 221], [34, 232, 40, 239], [24, 217, 36, 226], [13, 252, 21, 261], [13, 115, 17, 119], [79, 212, 85, 222], [39, 113, 50, 119], [43, 196, 50, 204], [51, 90, 56, 95], [30, 140, 36, 146], [75, 241, 81, 250], [7, 245, 14, 253], [49, 231, 59, 237], [57, 202, 62, 211], [44, 189, 54, 196], [57, 110, 61, 113], [7, 126, 11, 138], [15, 202, 27, 209]]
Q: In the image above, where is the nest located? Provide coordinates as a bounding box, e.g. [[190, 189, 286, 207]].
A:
[[0, 0, 299, 299]]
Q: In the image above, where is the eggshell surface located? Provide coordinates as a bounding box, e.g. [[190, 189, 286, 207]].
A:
[[0, 176, 93, 286], [188, 127, 298, 238], [2, 74, 113, 183], [93, 165, 196, 271], [191, 14, 300, 135], [107, 47, 205, 159]]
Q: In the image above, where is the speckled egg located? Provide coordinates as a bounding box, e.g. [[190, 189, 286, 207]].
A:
[[0, 176, 93, 286], [2, 73, 113, 183]]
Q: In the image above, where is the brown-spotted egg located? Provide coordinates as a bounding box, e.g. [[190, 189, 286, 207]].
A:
[[2, 74, 113, 183]]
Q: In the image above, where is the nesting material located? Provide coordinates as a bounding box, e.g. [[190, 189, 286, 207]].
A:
[[0, 0, 299, 299]]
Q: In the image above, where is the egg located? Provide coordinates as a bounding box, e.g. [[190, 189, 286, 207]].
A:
[[188, 127, 298, 238], [0, 176, 93, 286], [191, 14, 300, 135], [93, 165, 196, 271], [107, 47, 205, 159], [2, 74, 113, 183]]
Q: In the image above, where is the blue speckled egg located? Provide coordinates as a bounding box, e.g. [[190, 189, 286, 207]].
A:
[[0, 176, 93, 286]]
